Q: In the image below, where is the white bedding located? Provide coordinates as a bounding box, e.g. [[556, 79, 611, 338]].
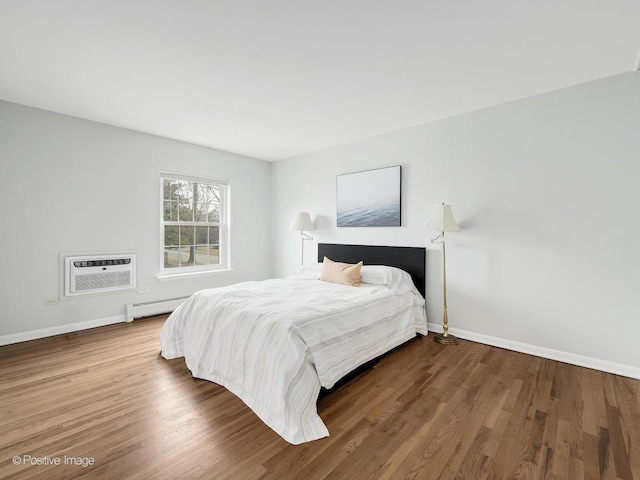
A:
[[159, 266, 427, 444]]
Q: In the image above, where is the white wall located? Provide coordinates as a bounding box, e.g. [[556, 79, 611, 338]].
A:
[[0, 100, 271, 338], [271, 73, 640, 372]]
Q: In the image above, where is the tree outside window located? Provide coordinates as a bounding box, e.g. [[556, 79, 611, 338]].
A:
[[161, 173, 228, 272]]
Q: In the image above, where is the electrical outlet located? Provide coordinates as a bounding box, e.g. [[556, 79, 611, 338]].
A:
[[44, 298, 59, 306], [138, 287, 149, 293]]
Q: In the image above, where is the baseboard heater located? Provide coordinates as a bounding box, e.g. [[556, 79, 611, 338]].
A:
[[126, 296, 190, 322]]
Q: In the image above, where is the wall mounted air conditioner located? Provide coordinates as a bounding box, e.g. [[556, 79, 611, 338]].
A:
[[64, 254, 136, 297]]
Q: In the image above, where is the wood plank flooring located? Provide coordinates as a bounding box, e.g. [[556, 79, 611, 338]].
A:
[[1, 316, 638, 479]]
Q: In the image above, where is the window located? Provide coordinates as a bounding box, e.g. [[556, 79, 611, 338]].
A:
[[161, 171, 229, 274]]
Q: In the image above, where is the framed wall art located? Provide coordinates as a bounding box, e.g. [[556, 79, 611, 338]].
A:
[[336, 165, 401, 227]]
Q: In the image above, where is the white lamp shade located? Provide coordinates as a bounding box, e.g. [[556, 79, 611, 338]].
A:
[[289, 212, 314, 231], [425, 204, 460, 232]]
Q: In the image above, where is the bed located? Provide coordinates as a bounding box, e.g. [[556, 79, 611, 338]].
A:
[[160, 243, 427, 444]]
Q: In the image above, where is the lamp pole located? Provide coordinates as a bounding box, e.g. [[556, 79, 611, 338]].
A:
[[439, 232, 456, 343], [432, 231, 457, 344]]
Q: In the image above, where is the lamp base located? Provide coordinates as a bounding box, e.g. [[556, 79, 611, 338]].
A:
[[434, 333, 458, 345]]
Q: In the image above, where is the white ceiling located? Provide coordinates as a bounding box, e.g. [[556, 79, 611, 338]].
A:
[[1, 1, 639, 161]]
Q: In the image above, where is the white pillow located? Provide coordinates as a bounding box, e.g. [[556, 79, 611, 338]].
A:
[[359, 265, 392, 286], [295, 263, 323, 276], [361, 265, 420, 296]]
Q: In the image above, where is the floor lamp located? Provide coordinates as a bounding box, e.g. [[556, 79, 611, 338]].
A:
[[425, 203, 461, 345], [289, 212, 314, 265]]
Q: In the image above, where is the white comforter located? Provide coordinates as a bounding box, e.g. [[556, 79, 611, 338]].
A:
[[160, 267, 427, 444]]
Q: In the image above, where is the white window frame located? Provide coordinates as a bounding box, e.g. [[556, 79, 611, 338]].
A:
[[159, 170, 230, 277]]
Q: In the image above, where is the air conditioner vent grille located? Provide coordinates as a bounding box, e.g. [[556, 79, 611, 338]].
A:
[[75, 271, 132, 292], [64, 253, 136, 296]]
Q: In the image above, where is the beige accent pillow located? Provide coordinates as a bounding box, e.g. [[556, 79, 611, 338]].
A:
[[320, 257, 363, 287]]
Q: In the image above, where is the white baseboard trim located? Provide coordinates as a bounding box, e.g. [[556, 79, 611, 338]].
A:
[[427, 322, 640, 380], [0, 315, 127, 347]]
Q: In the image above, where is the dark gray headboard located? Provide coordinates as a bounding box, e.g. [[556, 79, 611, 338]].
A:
[[317, 243, 426, 298]]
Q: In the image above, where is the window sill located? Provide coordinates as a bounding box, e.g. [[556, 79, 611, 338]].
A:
[[157, 268, 234, 281]]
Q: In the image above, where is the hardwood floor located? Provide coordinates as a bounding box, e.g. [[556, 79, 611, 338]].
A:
[[1, 316, 638, 479]]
